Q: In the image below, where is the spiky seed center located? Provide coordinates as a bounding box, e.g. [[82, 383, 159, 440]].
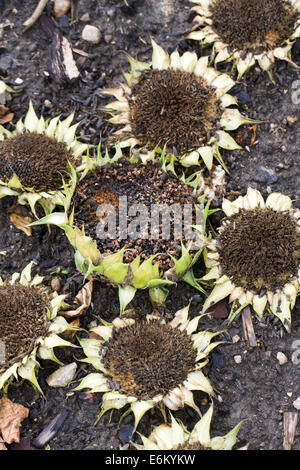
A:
[[0, 284, 50, 370], [0, 132, 73, 192], [103, 320, 197, 400], [210, 0, 298, 52], [129, 69, 219, 153], [218, 208, 300, 292]]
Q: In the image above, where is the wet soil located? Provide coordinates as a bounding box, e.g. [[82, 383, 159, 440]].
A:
[[0, 0, 299, 451]]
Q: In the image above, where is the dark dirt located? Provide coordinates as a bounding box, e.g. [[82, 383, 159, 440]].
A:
[[73, 159, 200, 270], [0, 0, 299, 451]]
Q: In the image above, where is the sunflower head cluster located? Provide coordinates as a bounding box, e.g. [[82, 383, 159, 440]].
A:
[[103, 40, 254, 171], [0, 102, 88, 216], [0, 262, 78, 393], [73, 305, 221, 430], [33, 150, 217, 312], [202, 188, 300, 332], [188, 0, 300, 78], [133, 404, 242, 450]]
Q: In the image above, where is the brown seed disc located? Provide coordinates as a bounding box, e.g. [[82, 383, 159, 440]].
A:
[[0, 284, 50, 370], [218, 208, 300, 292], [129, 69, 219, 153], [0, 132, 73, 191], [104, 320, 197, 400], [72, 160, 201, 272], [210, 0, 298, 52]]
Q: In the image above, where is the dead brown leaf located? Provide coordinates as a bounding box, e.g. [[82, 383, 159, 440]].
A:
[[0, 397, 29, 445], [65, 318, 80, 341], [0, 105, 9, 117], [89, 330, 102, 340], [0, 112, 14, 125], [9, 213, 33, 236], [209, 300, 229, 319]]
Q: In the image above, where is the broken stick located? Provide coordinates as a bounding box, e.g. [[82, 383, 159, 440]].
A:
[[283, 412, 298, 450], [242, 306, 257, 348]]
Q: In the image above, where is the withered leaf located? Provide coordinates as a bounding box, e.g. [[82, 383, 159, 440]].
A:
[[0, 397, 29, 445], [0, 112, 14, 125], [64, 280, 93, 318]]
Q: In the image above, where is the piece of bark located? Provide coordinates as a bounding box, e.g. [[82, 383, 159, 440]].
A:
[[242, 306, 257, 348], [40, 15, 79, 85], [283, 412, 298, 450]]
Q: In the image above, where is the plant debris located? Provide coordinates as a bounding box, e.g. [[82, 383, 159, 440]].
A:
[[210, 0, 298, 52], [0, 397, 29, 445]]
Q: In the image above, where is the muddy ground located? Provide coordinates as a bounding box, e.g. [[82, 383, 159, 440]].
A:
[[0, 0, 300, 451]]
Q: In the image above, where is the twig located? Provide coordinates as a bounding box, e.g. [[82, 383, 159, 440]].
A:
[[23, 0, 49, 31], [242, 306, 257, 348], [32, 409, 69, 448], [283, 412, 298, 450]]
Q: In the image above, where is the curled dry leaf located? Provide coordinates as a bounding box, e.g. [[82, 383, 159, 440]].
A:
[[65, 318, 80, 341], [0, 112, 14, 125], [64, 280, 93, 318], [54, 0, 71, 18], [9, 213, 33, 236], [0, 397, 29, 445]]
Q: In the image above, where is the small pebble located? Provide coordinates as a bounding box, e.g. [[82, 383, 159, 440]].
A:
[[44, 99, 53, 108], [276, 352, 288, 365], [46, 363, 77, 388], [291, 349, 300, 365], [104, 34, 112, 44], [51, 277, 61, 292], [232, 335, 240, 344], [80, 13, 90, 22], [54, 0, 71, 18], [82, 25, 101, 44], [234, 355, 242, 364], [14, 77, 23, 85], [293, 397, 300, 410]]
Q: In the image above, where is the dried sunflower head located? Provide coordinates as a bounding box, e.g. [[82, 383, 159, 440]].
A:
[[0, 102, 89, 216], [73, 305, 221, 430], [102, 40, 254, 172], [133, 404, 242, 450], [188, 0, 300, 79], [32, 152, 217, 312], [0, 262, 78, 393], [202, 189, 300, 332]]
